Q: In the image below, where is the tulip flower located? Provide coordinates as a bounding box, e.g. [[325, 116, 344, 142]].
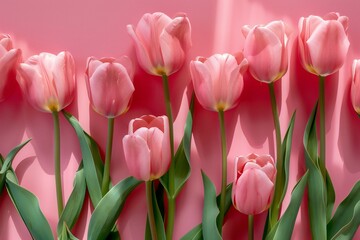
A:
[[127, 12, 191, 76], [0, 34, 21, 102], [17, 51, 76, 113], [17, 51, 76, 217], [190, 53, 247, 233], [351, 59, 360, 115], [123, 115, 170, 181], [242, 20, 288, 83], [123, 115, 170, 240], [85, 56, 134, 118], [232, 153, 276, 215], [86, 56, 135, 194], [298, 12, 349, 77], [190, 53, 248, 112]]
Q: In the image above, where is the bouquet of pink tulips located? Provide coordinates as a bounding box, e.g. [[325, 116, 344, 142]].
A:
[[0, 9, 359, 240]]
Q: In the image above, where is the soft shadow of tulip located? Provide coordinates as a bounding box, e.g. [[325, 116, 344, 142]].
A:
[[338, 77, 360, 173], [238, 71, 279, 153], [14, 156, 35, 182]]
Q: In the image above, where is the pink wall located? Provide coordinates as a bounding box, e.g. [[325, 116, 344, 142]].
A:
[[0, 0, 359, 239]]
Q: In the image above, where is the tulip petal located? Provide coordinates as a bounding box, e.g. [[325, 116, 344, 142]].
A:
[[147, 128, 165, 179], [306, 21, 350, 76], [123, 135, 151, 181]]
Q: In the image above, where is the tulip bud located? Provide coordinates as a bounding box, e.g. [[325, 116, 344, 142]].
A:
[[123, 115, 171, 181], [190, 53, 248, 112], [85, 56, 135, 118], [127, 12, 192, 76], [298, 12, 350, 77], [0, 34, 21, 102], [242, 20, 288, 83], [232, 153, 276, 215], [17, 51, 76, 113]]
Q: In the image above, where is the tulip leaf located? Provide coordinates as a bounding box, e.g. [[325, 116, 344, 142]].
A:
[[88, 177, 141, 240], [144, 181, 166, 240], [0, 155, 5, 194], [267, 112, 296, 233], [180, 183, 233, 240], [0, 139, 31, 175], [327, 180, 360, 240], [63, 111, 103, 207], [59, 223, 79, 240], [160, 96, 194, 199], [6, 173, 54, 240], [201, 171, 221, 240], [57, 163, 86, 236], [265, 171, 308, 240], [326, 170, 335, 223], [304, 103, 327, 240]]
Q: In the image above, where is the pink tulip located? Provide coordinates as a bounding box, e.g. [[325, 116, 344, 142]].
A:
[[0, 34, 21, 102], [17, 51, 76, 112], [298, 12, 350, 77], [127, 12, 191, 76], [351, 59, 360, 114], [242, 20, 288, 83], [232, 153, 276, 215], [190, 53, 248, 112], [85, 56, 135, 118], [123, 115, 171, 181]]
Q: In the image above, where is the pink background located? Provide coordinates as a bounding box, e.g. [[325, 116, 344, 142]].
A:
[[1, 0, 360, 239]]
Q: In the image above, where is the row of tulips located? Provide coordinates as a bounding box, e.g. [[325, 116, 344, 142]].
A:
[[0, 10, 359, 240]]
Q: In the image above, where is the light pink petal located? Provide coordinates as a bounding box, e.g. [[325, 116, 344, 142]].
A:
[[165, 14, 192, 52], [123, 135, 151, 181], [265, 20, 286, 44], [86, 57, 104, 78], [160, 30, 185, 75], [234, 168, 274, 215], [147, 128, 166, 179], [116, 56, 134, 79], [306, 21, 350, 76], [241, 25, 252, 37], [52, 51, 76, 111], [351, 59, 360, 114], [244, 26, 285, 82], [190, 60, 216, 111]]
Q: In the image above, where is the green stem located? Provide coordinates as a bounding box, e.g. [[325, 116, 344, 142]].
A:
[[217, 110, 227, 234], [248, 215, 254, 240], [52, 111, 63, 217], [161, 74, 175, 240], [319, 76, 326, 180], [268, 82, 282, 226], [146, 181, 158, 240], [101, 117, 115, 195]]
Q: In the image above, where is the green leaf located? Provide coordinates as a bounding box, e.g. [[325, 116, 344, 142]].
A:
[[160, 97, 194, 198], [6, 175, 54, 240], [88, 177, 141, 240], [303, 103, 327, 240], [266, 171, 308, 240], [267, 112, 296, 233], [201, 171, 221, 240], [279, 111, 296, 204], [146, 181, 166, 240], [0, 139, 31, 175], [63, 111, 102, 207], [0, 155, 5, 194], [180, 183, 232, 240], [326, 170, 335, 223], [57, 163, 86, 236], [59, 223, 79, 240], [180, 224, 203, 240], [328, 180, 360, 240]]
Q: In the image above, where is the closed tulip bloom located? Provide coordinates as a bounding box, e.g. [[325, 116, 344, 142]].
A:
[[232, 153, 276, 215], [351, 59, 360, 114], [242, 21, 288, 83], [190, 53, 248, 112], [123, 115, 171, 181], [127, 12, 191, 76], [0, 34, 21, 102], [85, 56, 135, 118], [298, 12, 350, 76], [17, 51, 76, 112]]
